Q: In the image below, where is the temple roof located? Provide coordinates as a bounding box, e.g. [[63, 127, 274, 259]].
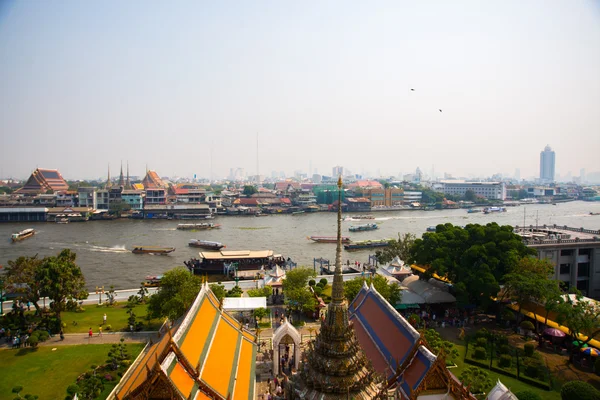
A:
[[111, 283, 256, 400], [486, 380, 518, 400], [141, 170, 167, 189], [16, 168, 69, 194]]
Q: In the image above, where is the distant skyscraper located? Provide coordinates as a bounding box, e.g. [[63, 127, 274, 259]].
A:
[[514, 168, 521, 181], [539, 145, 555, 182], [332, 165, 344, 177]]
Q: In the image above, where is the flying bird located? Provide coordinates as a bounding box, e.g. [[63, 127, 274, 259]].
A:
[[410, 88, 415, 91], [439, 109, 443, 112]]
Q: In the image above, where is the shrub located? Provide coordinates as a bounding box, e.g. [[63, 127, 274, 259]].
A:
[[560, 381, 600, 400], [105, 325, 112, 331], [522, 357, 542, 379], [308, 279, 316, 287], [28, 334, 39, 348], [316, 282, 325, 289], [475, 328, 489, 339], [319, 278, 328, 286], [515, 390, 542, 400], [524, 343, 535, 357], [595, 357, 600, 374], [498, 354, 512, 368], [502, 309, 516, 321], [498, 344, 511, 355], [476, 337, 488, 348], [36, 330, 49, 342], [314, 286, 323, 296], [495, 334, 509, 346], [473, 346, 487, 360], [520, 320, 535, 332], [104, 374, 113, 381]]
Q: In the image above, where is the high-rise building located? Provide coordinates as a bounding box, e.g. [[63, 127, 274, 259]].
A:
[[540, 145, 555, 182], [332, 165, 344, 177]]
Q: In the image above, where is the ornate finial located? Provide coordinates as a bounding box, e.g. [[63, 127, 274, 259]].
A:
[[332, 175, 345, 303]]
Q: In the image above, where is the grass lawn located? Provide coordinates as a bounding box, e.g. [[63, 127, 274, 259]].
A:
[[63, 304, 164, 333], [452, 343, 561, 400], [0, 343, 144, 400]]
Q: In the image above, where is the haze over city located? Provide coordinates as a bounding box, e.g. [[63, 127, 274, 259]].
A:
[[1, 1, 599, 180]]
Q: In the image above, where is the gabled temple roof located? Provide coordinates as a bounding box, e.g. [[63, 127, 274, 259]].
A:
[[486, 380, 518, 400], [111, 283, 256, 400], [16, 168, 69, 194], [141, 170, 167, 189]]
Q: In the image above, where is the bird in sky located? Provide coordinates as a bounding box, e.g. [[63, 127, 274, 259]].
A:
[[410, 88, 415, 91], [439, 109, 443, 112]]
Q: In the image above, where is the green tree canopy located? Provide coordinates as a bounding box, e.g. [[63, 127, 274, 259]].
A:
[[556, 291, 600, 347], [463, 190, 477, 202], [209, 283, 227, 302], [560, 381, 600, 400], [36, 249, 86, 320], [375, 232, 416, 264], [243, 185, 258, 196], [343, 275, 401, 305], [3, 254, 44, 312], [409, 223, 535, 307], [247, 286, 272, 298], [459, 366, 492, 394], [282, 267, 317, 313], [147, 267, 201, 320]]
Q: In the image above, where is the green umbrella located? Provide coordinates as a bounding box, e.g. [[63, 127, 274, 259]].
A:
[[573, 340, 589, 348]]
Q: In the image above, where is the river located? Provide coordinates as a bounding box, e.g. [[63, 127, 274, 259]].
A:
[[1, 201, 599, 290]]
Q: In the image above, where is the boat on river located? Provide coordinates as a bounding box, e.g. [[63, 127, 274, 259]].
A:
[[11, 228, 35, 242], [307, 236, 351, 243], [344, 239, 391, 250], [349, 223, 378, 232], [188, 239, 225, 250], [132, 246, 175, 255], [426, 226, 437, 232], [143, 275, 162, 287], [185, 250, 285, 274], [353, 215, 375, 219], [483, 207, 506, 214], [177, 223, 221, 230], [467, 209, 482, 213]]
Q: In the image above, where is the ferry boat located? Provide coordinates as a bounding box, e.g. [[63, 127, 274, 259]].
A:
[[132, 246, 176, 255], [426, 226, 437, 232], [353, 215, 375, 220], [307, 236, 351, 243], [483, 207, 506, 214], [143, 275, 162, 287], [349, 223, 378, 232], [11, 228, 35, 242], [185, 250, 285, 274], [176, 223, 221, 230], [188, 239, 225, 250], [344, 239, 391, 250]]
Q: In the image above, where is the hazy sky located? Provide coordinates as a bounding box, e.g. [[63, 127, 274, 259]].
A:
[[1, 1, 599, 181]]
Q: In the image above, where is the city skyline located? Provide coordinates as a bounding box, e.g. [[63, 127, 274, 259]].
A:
[[1, 1, 599, 180]]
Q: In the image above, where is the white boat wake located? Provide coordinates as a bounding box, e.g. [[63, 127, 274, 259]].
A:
[[88, 245, 129, 253]]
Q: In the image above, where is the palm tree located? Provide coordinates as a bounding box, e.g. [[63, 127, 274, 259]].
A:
[[307, 326, 316, 341]]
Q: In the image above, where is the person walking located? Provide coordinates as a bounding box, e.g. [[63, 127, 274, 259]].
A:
[[88, 327, 93, 339], [103, 313, 107, 325], [98, 326, 103, 337]]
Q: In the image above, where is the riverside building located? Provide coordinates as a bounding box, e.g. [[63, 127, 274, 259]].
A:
[[433, 180, 506, 200]]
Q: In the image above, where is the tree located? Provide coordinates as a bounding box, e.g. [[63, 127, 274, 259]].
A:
[[375, 233, 416, 264], [3, 255, 44, 313], [209, 283, 227, 302], [409, 223, 535, 308], [247, 287, 272, 298], [464, 190, 477, 202], [147, 267, 201, 320], [560, 381, 600, 400], [556, 291, 600, 347], [227, 286, 243, 297], [253, 307, 269, 321], [243, 185, 258, 196], [502, 256, 561, 336], [36, 249, 86, 321], [282, 268, 318, 313], [344, 275, 401, 305], [423, 329, 459, 362], [107, 338, 130, 370], [137, 284, 149, 303], [459, 366, 492, 394]]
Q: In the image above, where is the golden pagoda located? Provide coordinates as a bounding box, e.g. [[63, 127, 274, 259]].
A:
[[288, 176, 383, 399]]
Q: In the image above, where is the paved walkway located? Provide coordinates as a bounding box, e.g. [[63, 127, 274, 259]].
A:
[[0, 331, 157, 349]]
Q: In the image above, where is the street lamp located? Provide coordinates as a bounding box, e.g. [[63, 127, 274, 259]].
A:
[[95, 286, 105, 304]]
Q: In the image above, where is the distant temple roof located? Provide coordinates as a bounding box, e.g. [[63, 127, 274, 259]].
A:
[[141, 170, 167, 189], [111, 283, 256, 400], [486, 380, 518, 400], [347, 180, 384, 189], [16, 168, 69, 194]]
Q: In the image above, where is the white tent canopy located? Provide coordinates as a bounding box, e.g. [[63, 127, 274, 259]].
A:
[[222, 297, 267, 311], [402, 275, 456, 304]]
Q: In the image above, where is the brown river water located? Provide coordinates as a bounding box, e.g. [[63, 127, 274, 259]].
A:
[[1, 201, 599, 290]]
